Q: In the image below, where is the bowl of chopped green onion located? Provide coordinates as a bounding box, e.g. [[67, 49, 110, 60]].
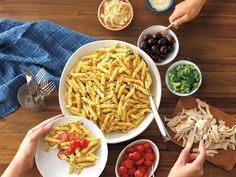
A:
[[165, 60, 202, 96]]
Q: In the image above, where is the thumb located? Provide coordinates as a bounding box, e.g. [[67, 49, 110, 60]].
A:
[[177, 145, 191, 164], [32, 123, 52, 140], [173, 15, 188, 27]]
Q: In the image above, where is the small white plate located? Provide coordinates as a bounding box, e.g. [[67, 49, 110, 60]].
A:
[[115, 139, 160, 177], [35, 116, 108, 177]]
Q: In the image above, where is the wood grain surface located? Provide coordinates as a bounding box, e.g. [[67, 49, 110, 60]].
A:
[[169, 97, 236, 171], [0, 0, 236, 177]]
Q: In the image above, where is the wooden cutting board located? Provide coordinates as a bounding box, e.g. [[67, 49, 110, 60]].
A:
[[167, 96, 236, 171]]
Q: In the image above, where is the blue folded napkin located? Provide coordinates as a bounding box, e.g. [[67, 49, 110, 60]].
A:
[[0, 19, 96, 117]]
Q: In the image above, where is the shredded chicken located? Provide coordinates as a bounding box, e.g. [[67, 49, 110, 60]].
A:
[[165, 98, 236, 157]]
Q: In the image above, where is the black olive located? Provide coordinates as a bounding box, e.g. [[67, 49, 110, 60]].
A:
[[160, 45, 167, 54], [154, 32, 162, 40], [140, 41, 147, 50], [157, 38, 167, 46], [168, 45, 174, 52], [160, 54, 166, 60], [152, 55, 162, 62], [151, 45, 159, 54], [145, 48, 151, 55], [147, 38, 155, 46], [167, 34, 175, 44], [143, 34, 152, 42]]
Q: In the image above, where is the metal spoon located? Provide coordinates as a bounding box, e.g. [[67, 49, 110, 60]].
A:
[[149, 96, 171, 142], [20, 66, 35, 105]]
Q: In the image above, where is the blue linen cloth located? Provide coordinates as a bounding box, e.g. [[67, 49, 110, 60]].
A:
[[0, 19, 96, 117]]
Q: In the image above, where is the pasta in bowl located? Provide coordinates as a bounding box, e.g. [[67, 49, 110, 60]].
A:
[[35, 116, 108, 177], [59, 40, 162, 144]]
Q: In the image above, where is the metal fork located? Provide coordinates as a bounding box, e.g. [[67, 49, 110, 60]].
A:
[[35, 68, 47, 85], [41, 82, 56, 96]]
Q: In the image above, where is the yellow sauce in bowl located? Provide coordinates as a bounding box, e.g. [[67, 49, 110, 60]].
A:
[[149, 0, 171, 11]]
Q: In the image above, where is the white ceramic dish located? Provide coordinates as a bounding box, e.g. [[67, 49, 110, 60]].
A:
[[59, 40, 162, 144], [165, 60, 202, 96], [137, 25, 179, 66], [115, 139, 160, 177], [35, 116, 108, 177]]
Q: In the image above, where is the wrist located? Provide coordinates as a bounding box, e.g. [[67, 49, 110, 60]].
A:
[[11, 156, 29, 176]]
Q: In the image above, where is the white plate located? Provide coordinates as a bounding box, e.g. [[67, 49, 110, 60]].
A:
[[59, 40, 162, 144], [35, 116, 108, 177]]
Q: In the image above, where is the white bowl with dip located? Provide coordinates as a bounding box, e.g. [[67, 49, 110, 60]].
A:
[[145, 0, 174, 13]]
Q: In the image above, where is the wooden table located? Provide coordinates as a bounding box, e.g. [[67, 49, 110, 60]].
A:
[[0, 0, 236, 176]]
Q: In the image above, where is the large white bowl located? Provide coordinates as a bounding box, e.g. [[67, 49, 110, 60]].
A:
[[137, 25, 179, 66], [59, 40, 162, 144], [35, 116, 108, 177]]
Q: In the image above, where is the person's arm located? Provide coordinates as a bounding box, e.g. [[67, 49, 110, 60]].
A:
[[168, 140, 206, 177], [2, 114, 64, 177], [169, 0, 206, 28]]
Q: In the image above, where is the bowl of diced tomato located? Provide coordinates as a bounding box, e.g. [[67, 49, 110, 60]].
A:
[[115, 139, 160, 177]]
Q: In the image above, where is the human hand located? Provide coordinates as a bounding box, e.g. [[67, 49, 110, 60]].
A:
[[168, 140, 206, 177], [169, 0, 206, 28], [2, 114, 64, 177]]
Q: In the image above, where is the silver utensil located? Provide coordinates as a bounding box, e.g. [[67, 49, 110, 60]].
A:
[[149, 96, 171, 142], [20, 66, 35, 105], [35, 68, 47, 85], [41, 81, 56, 96]]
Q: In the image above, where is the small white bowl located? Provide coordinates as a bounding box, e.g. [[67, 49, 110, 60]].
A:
[[115, 139, 160, 177], [137, 25, 179, 66], [98, 0, 134, 31], [165, 60, 202, 96]]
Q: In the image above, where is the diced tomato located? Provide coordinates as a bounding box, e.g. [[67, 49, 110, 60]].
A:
[[134, 169, 143, 177], [128, 153, 133, 159], [121, 174, 129, 177], [132, 151, 141, 161], [118, 166, 128, 176], [143, 142, 151, 149], [70, 140, 80, 149], [59, 132, 68, 142], [144, 153, 156, 162], [136, 158, 144, 165], [124, 159, 133, 169], [136, 145, 145, 152], [66, 147, 75, 155], [143, 158, 152, 167], [126, 146, 135, 154], [138, 166, 146, 173], [144, 147, 153, 154], [68, 132, 77, 140], [143, 171, 149, 177], [128, 166, 136, 175], [120, 160, 126, 166], [78, 139, 89, 149]]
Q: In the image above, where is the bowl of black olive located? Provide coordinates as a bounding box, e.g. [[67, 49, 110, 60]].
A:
[[137, 25, 179, 65]]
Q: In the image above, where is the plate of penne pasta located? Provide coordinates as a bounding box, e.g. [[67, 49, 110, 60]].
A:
[[35, 115, 108, 177], [59, 40, 162, 144]]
